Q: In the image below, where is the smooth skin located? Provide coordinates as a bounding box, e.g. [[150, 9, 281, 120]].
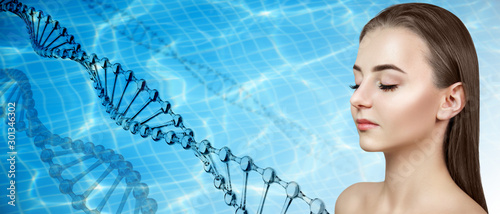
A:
[[335, 27, 487, 214]]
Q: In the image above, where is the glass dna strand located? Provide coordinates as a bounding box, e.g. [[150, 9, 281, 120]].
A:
[[0, 1, 329, 213], [0, 68, 158, 214]]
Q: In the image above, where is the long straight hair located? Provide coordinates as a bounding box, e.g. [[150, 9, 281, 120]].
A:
[[359, 3, 487, 212]]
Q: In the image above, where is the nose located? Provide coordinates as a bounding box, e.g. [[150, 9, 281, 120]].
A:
[[350, 83, 373, 109]]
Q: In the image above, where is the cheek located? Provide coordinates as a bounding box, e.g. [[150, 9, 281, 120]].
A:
[[383, 88, 439, 143]]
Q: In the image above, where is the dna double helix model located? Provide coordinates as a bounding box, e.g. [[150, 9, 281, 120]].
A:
[[0, 0, 329, 213], [1, 68, 158, 214]]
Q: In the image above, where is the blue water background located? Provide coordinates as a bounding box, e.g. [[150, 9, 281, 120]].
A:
[[0, 0, 499, 213]]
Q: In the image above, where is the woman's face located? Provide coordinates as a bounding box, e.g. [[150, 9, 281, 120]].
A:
[[350, 27, 444, 153]]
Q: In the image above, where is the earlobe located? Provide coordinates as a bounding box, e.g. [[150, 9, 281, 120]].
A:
[[436, 82, 465, 121]]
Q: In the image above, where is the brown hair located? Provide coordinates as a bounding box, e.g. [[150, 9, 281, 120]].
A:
[[359, 3, 487, 212]]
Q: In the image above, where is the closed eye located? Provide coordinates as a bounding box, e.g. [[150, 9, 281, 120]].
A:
[[349, 83, 397, 91], [379, 84, 398, 91]]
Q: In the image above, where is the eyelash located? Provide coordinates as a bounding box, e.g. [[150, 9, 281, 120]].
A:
[[349, 84, 359, 90], [349, 83, 398, 92]]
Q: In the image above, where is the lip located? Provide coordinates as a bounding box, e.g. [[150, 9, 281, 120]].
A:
[[356, 119, 379, 131]]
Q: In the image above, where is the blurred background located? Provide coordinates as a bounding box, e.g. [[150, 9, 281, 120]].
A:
[[0, 0, 499, 213]]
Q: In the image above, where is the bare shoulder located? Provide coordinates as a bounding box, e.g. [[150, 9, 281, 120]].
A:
[[447, 193, 487, 214], [429, 186, 488, 214], [335, 182, 381, 213], [435, 199, 487, 214]]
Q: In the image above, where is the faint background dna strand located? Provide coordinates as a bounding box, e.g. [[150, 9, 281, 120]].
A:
[[0, 1, 329, 213], [2, 0, 500, 213], [80, 0, 334, 154], [1, 68, 158, 213]]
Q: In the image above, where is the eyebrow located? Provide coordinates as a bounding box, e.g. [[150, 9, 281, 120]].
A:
[[353, 64, 407, 74]]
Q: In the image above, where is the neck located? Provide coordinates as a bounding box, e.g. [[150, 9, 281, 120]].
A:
[[380, 126, 455, 210]]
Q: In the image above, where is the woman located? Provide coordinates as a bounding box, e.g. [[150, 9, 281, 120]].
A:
[[335, 3, 488, 213]]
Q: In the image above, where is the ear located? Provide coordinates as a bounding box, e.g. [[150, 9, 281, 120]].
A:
[[437, 82, 465, 121]]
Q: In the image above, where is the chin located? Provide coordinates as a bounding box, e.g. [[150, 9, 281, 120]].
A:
[[359, 137, 385, 152]]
